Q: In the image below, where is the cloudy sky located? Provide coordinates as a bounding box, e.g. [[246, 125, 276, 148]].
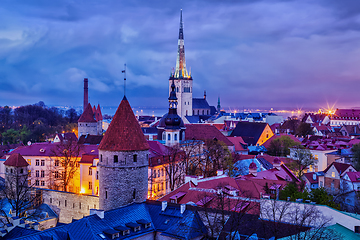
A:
[[1, 0, 360, 111]]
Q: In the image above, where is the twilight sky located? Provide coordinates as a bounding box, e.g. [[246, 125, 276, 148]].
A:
[[1, 0, 360, 111]]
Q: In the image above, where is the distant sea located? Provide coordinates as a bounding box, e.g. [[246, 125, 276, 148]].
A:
[[54, 105, 315, 119], [55, 105, 168, 118]]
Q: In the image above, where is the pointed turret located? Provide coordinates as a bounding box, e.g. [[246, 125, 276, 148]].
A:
[[96, 104, 103, 121], [78, 103, 96, 123], [99, 97, 149, 151]]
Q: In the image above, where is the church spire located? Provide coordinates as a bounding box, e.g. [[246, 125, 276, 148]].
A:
[[175, 9, 189, 79]]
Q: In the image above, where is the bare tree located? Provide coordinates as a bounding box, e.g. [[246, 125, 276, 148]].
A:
[[2, 166, 41, 219], [195, 184, 258, 239], [260, 199, 341, 240], [290, 147, 315, 178], [179, 140, 203, 175], [165, 145, 186, 192], [202, 139, 233, 178], [50, 138, 82, 192]]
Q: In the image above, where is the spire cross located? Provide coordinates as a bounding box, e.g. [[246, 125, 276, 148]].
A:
[[122, 64, 127, 96]]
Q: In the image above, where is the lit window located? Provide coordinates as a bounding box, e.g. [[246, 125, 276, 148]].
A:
[[332, 172, 335, 178]]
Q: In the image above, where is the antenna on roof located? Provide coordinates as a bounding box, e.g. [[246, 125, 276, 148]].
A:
[[122, 64, 127, 96]]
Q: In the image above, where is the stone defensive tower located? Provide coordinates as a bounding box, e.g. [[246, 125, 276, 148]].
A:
[[98, 96, 149, 211]]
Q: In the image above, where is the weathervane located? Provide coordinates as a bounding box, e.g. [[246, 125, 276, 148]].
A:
[[122, 64, 126, 96]]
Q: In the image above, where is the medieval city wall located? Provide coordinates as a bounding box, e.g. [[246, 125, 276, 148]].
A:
[[41, 189, 99, 223]]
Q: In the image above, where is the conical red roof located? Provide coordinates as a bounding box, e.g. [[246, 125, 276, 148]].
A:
[[96, 104, 103, 121], [4, 153, 29, 167], [78, 103, 97, 123], [98, 97, 149, 151]]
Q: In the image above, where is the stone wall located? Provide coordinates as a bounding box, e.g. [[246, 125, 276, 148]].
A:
[[98, 149, 148, 211], [41, 189, 99, 223]]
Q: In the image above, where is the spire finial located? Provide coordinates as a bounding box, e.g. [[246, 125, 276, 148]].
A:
[[122, 64, 126, 97]]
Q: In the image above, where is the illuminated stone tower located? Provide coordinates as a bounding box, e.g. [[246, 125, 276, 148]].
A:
[[98, 97, 149, 211], [169, 9, 193, 120]]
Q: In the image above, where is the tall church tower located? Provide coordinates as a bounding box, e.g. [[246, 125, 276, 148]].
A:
[[98, 96, 149, 211], [169, 9, 193, 120]]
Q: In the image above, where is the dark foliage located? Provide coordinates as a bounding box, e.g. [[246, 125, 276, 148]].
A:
[[0, 102, 79, 143]]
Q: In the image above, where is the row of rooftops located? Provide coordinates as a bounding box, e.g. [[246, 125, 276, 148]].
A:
[[11, 201, 207, 240]]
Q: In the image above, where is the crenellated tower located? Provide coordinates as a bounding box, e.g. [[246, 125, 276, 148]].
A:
[[169, 9, 193, 120]]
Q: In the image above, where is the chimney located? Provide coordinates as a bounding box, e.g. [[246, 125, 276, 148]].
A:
[[180, 204, 186, 214], [84, 78, 88, 112], [162, 201, 167, 211], [204, 90, 206, 99]]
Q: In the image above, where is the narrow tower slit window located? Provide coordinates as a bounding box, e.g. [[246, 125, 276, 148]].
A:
[[133, 154, 137, 163], [114, 155, 118, 163]]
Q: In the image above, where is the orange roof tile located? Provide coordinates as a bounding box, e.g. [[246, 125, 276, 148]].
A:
[[4, 153, 29, 167], [98, 97, 149, 151]]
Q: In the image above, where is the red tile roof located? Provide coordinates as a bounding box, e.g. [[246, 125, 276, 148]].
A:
[[238, 164, 300, 182], [332, 109, 360, 120], [79, 154, 97, 164], [98, 97, 149, 151], [227, 137, 247, 152], [96, 104, 103, 121], [261, 134, 301, 150], [78, 103, 97, 123], [345, 172, 360, 182], [184, 124, 234, 146], [8, 142, 98, 157], [4, 153, 29, 167], [303, 172, 318, 184], [323, 162, 353, 175]]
